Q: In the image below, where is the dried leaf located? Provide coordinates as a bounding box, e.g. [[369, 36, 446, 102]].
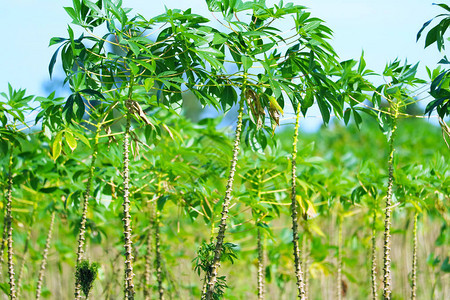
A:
[[245, 88, 265, 129], [128, 100, 155, 129]]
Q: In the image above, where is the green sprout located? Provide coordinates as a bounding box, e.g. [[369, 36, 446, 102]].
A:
[[75, 260, 99, 298]]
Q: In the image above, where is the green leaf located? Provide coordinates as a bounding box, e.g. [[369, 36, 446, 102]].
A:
[[241, 55, 253, 72], [49, 37, 67, 46], [136, 59, 156, 73], [129, 61, 139, 76], [317, 97, 330, 124], [144, 78, 154, 92], [343, 108, 351, 125], [65, 131, 77, 151], [441, 257, 450, 273], [74, 93, 85, 121], [73, 0, 81, 14], [83, 0, 102, 14], [71, 130, 91, 147], [416, 18, 433, 42], [49, 47, 61, 79], [68, 25, 75, 45], [357, 51, 366, 74], [157, 195, 169, 211], [268, 95, 283, 114], [197, 47, 224, 57], [64, 7, 80, 25], [269, 79, 281, 99], [212, 32, 227, 45], [52, 131, 63, 160], [63, 94, 75, 123], [427, 253, 441, 267], [107, 1, 126, 25], [220, 85, 237, 111], [425, 24, 440, 49], [39, 187, 59, 194], [127, 41, 141, 57], [435, 3, 450, 12], [0, 282, 9, 295], [353, 110, 362, 129], [342, 270, 358, 283], [85, 89, 104, 100], [80, 88, 105, 100]]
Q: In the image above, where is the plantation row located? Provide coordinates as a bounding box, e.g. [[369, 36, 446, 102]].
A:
[[0, 0, 449, 299]]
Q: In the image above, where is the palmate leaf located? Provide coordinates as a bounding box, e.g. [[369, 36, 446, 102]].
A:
[[62, 93, 86, 123], [417, 3, 450, 52], [438, 56, 450, 64], [430, 69, 450, 95], [416, 4, 450, 117], [0, 129, 25, 150], [425, 69, 450, 117], [425, 97, 449, 118]]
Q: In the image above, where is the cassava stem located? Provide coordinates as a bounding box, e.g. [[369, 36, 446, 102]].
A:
[[337, 220, 343, 300], [36, 210, 56, 300], [153, 175, 165, 300], [204, 96, 245, 300], [0, 206, 7, 278], [257, 227, 265, 300], [123, 93, 136, 299], [144, 205, 153, 300], [383, 103, 398, 300], [410, 212, 418, 300], [154, 208, 164, 300], [6, 151, 16, 299], [16, 214, 34, 299], [290, 105, 306, 299], [302, 218, 309, 298], [371, 211, 378, 300]]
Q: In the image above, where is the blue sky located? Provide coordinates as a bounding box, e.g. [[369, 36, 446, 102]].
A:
[[0, 0, 445, 129]]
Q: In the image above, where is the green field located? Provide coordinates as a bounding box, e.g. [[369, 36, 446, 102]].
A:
[[0, 1, 449, 299]]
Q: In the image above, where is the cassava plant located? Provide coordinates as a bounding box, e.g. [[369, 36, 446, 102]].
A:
[[0, 85, 34, 299], [371, 60, 425, 299], [72, 117, 108, 299], [36, 88, 105, 299], [16, 208, 36, 299], [395, 163, 433, 300], [143, 200, 153, 300], [49, 1, 229, 297], [322, 164, 357, 300], [203, 1, 342, 297], [237, 148, 288, 299], [289, 105, 306, 298], [277, 8, 351, 299], [203, 92, 244, 300], [352, 164, 382, 300]]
